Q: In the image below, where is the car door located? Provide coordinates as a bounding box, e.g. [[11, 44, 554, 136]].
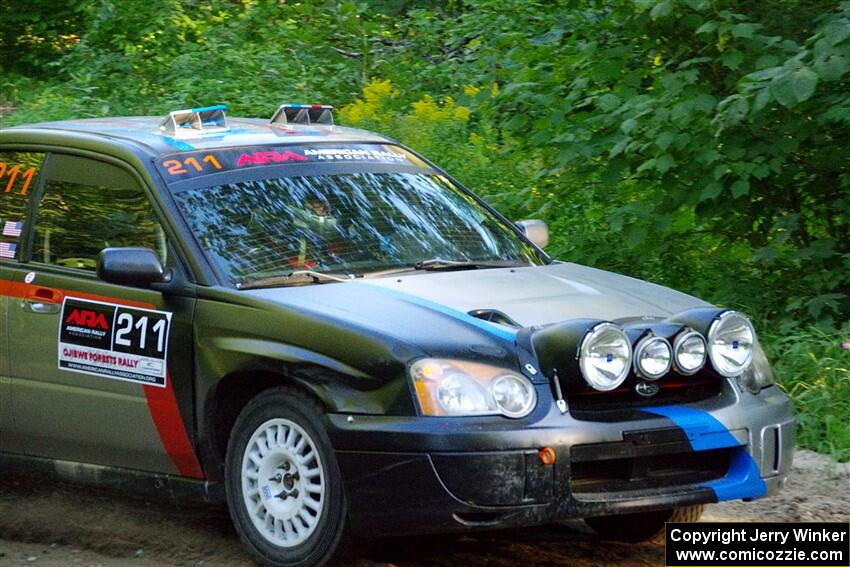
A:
[[6, 152, 203, 477], [0, 150, 47, 454]]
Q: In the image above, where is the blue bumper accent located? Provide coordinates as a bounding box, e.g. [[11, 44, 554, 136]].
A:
[[646, 405, 767, 502]]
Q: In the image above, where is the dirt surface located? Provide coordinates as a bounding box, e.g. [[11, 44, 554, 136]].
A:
[[0, 449, 846, 567]]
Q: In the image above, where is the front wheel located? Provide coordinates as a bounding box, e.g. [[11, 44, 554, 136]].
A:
[[226, 387, 346, 567], [585, 505, 706, 543]]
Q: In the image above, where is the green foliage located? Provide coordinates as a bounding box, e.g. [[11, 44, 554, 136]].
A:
[[0, 0, 85, 74], [442, 0, 850, 332], [763, 327, 850, 462], [1, 0, 396, 122], [1, 0, 848, 458], [331, 1, 850, 333]]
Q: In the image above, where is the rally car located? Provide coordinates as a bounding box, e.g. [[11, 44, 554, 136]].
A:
[[0, 104, 795, 567]]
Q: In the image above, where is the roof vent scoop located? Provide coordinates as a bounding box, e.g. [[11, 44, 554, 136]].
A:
[[271, 104, 334, 127], [159, 105, 228, 138]]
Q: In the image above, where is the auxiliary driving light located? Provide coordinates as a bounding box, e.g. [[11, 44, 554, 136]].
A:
[[673, 329, 707, 375], [578, 323, 632, 391], [633, 335, 673, 380], [707, 311, 756, 377]]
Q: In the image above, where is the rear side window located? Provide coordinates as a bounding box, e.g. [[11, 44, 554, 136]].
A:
[[0, 151, 45, 261], [33, 155, 167, 271]]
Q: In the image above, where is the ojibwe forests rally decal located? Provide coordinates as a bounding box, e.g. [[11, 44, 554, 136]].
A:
[[58, 297, 171, 388]]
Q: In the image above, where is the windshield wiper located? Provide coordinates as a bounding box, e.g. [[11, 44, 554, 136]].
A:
[[238, 270, 359, 290], [363, 259, 527, 278], [411, 258, 527, 271]]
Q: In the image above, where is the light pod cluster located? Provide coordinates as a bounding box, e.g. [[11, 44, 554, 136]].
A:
[[578, 310, 757, 391]]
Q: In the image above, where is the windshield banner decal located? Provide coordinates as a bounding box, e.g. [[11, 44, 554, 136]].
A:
[[157, 143, 426, 182]]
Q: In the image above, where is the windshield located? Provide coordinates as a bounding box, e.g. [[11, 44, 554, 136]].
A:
[[174, 171, 545, 286]]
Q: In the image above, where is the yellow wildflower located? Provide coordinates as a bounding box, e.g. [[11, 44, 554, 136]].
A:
[[411, 95, 439, 120], [363, 79, 397, 104], [338, 79, 398, 125], [341, 100, 368, 124]]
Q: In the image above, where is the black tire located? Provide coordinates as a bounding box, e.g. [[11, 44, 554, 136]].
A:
[[585, 504, 706, 543], [226, 387, 346, 567]]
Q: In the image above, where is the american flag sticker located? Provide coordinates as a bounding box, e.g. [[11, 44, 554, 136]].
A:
[[2, 220, 22, 237], [0, 242, 17, 259]]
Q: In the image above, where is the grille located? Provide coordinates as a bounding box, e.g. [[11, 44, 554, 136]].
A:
[[570, 444, 731, 496], [567, 374, 722, 414]]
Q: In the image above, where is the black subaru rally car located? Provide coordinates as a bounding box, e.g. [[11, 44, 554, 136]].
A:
[[0, 104, 794, 566]]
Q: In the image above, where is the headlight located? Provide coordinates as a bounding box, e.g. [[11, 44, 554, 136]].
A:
[[492, 374, 537, 417], [633, 335, 672, 380], [436, 373, 491, 415], [579, 322, 632, 391], [738, 342, 775, 393], [673, 329, 707, 375], [707, 310, 756, 377], [410, 359, 537, 418]]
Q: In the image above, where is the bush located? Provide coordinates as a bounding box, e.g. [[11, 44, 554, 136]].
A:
[[764, 327, 850, 462]]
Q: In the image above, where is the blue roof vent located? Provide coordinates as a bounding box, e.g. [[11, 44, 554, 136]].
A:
[[271, 104, 334, 127], [159, 104, 228, 138]]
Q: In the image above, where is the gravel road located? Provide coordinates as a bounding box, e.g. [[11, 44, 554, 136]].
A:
[[0, 450, 846, 566]]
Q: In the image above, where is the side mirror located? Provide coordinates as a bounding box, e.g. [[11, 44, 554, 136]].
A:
[[97, 247, 169, 288], [516, 219, 549, 249]]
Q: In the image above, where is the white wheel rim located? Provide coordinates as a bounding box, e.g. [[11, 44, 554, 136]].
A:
[[241, 418, 326, 548]]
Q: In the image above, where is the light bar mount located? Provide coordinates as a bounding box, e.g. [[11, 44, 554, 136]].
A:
[[159, 104, 228, 138], [271, 104, 334, 127]]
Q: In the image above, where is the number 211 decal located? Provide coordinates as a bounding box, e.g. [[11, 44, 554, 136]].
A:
[[0, 161, 37, 195], [58, 297, 172, 387]]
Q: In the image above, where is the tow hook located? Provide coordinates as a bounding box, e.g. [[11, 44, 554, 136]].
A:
[[551, 369, 568, 414]]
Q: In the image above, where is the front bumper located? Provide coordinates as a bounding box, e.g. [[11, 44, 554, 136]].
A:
[[328, 382, 795, 537]]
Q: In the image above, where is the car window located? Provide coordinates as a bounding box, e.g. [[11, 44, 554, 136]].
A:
[[0, 151, 45, 261], [33, 155, 167, 271]]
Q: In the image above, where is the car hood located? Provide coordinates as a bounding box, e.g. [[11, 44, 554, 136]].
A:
[[243, 262, 710, 349], [361, 262, 709, 327]]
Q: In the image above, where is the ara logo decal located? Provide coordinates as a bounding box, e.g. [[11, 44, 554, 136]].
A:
[[236, 150, 307, 167], [65, 309, 110, 330], [635, 381, 660, 397]]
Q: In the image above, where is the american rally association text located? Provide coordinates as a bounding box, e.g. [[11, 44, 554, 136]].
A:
[[669, 527, 849, 546]]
